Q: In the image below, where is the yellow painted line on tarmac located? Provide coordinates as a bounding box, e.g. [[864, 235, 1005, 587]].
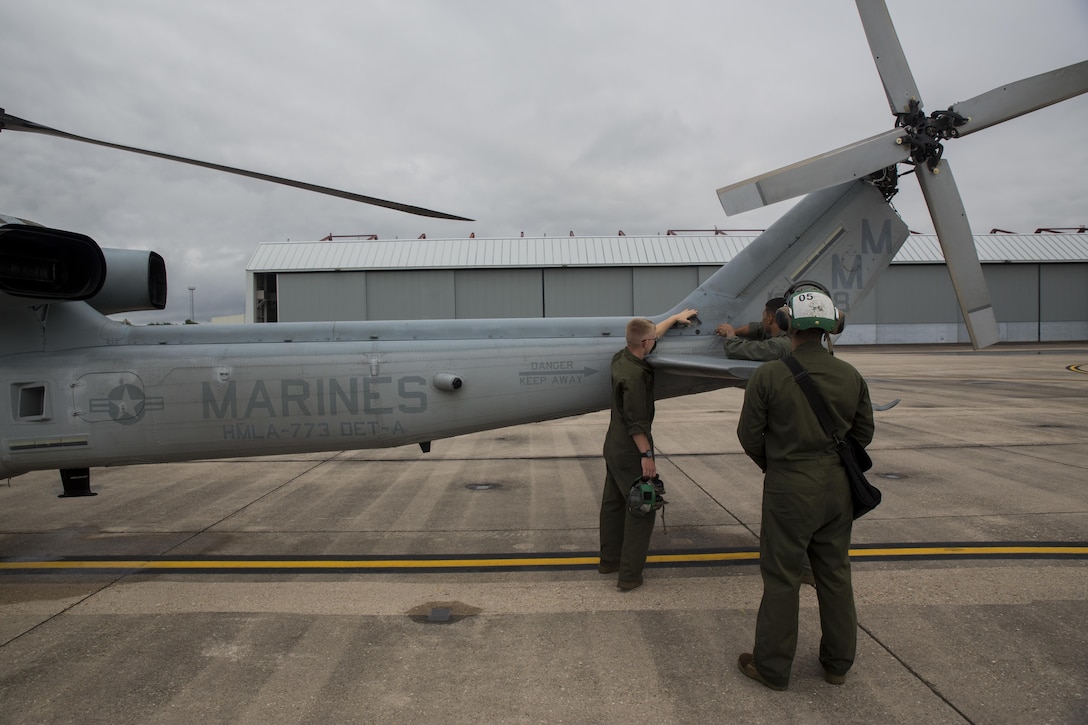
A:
[[2, 544, 1087, 572], [850, 545, 1088, 558], [0, 556, 600, 571], [648, 551, 759, 564]]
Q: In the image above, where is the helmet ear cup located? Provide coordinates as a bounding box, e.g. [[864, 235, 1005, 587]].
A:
[[833, 310, 846, 335], [775, 306, 792, 331]]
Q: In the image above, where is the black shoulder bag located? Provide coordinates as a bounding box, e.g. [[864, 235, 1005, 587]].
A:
[[782, 355, 881, 519]]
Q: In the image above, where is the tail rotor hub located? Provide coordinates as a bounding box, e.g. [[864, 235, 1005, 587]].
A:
[[894, 99, 969, 171]]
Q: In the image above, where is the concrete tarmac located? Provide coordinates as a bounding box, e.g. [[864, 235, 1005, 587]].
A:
[[2, 343, 1087, 724]]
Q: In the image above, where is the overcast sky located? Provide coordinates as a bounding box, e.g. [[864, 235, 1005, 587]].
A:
[[2, 0, 1085, 323]]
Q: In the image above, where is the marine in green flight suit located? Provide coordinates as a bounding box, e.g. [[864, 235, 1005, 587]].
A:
[[736, 288, 875, 690], [719, 297, 817, 589], [716, 297, 791, 362], [600, 344, 657, 589], [600, 310, 697, 591]]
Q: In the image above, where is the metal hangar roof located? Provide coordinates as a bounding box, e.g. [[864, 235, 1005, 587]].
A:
[[247, 233, 1088, 272]]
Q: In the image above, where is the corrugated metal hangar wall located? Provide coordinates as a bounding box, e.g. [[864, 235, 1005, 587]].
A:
[[268, 266, 719, 321], [246, 234, 1088, 344]]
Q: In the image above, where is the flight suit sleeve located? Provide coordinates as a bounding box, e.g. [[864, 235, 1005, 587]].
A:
[[737, 367, 770, 471], [745, 321, 765, 340], [850, 377, 876, 448], [724, 335, 790, 361], [619, 373, 653, 440]]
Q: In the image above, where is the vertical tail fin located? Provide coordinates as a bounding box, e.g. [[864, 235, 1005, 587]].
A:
[[667, 180, 908, 342]]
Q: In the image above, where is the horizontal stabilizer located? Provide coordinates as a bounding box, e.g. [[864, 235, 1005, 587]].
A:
[[647, 354, 764, 381]]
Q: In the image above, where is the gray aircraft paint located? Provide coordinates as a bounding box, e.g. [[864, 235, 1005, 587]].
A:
[[0, 181, 906, 479]]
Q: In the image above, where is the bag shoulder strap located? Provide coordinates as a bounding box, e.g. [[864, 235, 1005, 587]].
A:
[[782, 355, 839, 444]]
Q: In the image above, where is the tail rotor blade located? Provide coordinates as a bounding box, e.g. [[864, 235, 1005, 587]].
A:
[[714, 2, 1081, 350], [717, 128, 909, 215], [855, 0, 922, 114], [950, 60, 1088, 136], [916, 161, 999, 349], [0, 111, 474, 221]]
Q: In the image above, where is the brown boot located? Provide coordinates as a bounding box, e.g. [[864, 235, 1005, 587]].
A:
[[737, 653, 787, 691]]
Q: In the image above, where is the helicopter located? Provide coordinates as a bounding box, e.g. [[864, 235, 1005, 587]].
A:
[[1, 0, 1085, 496]]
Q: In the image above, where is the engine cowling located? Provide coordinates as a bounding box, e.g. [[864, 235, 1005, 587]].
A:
[[0, 222, 167, 312], [0, 223, 106, 300], [91, 248, 168, 313]]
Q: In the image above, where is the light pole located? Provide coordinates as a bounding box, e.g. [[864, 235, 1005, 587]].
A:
[[188, 286, 196, 323]]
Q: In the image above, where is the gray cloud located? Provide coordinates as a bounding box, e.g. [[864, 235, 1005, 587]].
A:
[[2, 0, 1085, 323]]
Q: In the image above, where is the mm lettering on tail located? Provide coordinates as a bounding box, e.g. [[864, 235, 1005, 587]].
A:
[[830, 217, 900, 310]]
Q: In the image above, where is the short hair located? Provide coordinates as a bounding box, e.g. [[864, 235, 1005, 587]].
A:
[[764, 297, 787, 314], [625, 318, 655, 347]]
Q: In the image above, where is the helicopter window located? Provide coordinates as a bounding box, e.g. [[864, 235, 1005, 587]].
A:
[[16, 384, 48, 421]]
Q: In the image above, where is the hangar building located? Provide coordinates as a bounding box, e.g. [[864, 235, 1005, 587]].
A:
[[245, 231, 1088, 345]]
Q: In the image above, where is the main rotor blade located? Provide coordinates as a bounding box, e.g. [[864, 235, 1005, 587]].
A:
[[716, 128, 909, 215], [916, 160, 998, 349], [855, 0, 922, 115], [950, 60, 1088, 137], [0, 111, 473, 221]]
